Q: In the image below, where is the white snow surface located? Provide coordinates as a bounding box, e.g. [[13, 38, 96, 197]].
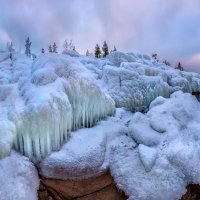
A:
[[39, 116, 128, 180], [110, 91, 200, 200], [1, 50, 200, 200], [0, 151, 39, 200], [40, 92, 200, 200], [79, 51, 200, 111]]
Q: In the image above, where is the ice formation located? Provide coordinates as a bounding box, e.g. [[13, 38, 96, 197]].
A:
[[39, 117, 127, 180], [0, 53, 115, 160], [79, 51, 200, 111], [39, 92, 200, 200]]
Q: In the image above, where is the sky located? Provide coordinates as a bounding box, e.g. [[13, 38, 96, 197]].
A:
[[0, 0, 199, 72]]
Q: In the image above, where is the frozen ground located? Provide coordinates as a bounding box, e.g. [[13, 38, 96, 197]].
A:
[[0, 50, 200, 200]]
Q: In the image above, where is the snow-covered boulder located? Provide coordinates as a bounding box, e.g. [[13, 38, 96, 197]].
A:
[[39, 116, 127, 180], [0, 151, 39, 200], [110, 91, 200, 200]]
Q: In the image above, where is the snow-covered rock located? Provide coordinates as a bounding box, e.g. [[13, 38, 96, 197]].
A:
[[110, 91, 200, 200], [0, 151, 39, 200], [39, 116, 127, 180], [128, 112, 161, 146]]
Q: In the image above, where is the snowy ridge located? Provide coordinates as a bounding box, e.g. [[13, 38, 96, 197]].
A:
[[0, 53, 115, 160], [79, 51, 200, 111]]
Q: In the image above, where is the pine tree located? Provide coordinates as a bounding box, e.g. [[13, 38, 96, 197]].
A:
[[53, 42, 58, 53], [113, 46, 117, 51], [49, 45, 52, 53], [152, 53, 158, 62], [25, 37, 32, 57], [102, 41, 109, 57], [7, 41, 15, 59], [63, 39, 75, 51], [163, 60, 170, 66], [86, 49, 90, 56], [41, 48, 45, 53], [175, 62, 184, 71], [95, 44, 101, 58]]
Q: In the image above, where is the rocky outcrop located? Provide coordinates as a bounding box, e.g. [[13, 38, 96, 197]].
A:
[[38, 171, 127, 200]]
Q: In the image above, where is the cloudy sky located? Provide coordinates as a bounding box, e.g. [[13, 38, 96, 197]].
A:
[[0, 0, 199, 72]]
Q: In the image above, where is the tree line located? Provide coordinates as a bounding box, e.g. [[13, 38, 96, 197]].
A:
[[152, 53, 184, 71], [7, 37, 184, 71], [24, 38, 116, 59]]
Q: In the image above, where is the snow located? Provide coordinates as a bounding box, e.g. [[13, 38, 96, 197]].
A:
[[128, 112, 161, 146], [138, 144, 158, 172], [1, 50, 200, 199], [0, 53, 115, 160], [79, 51, 200, 112], [110, 91, 200, 200], [39, 116, 128, 180], [0, 151, 39, 200]]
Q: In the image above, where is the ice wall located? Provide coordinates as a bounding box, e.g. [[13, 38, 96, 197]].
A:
[[0, 53, 115, 160]]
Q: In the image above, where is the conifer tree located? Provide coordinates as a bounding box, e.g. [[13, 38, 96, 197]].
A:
[[49, 45, 52, 53], [95, 44, 101, 58], [53, 42, 58, 53], [25, 37, 32, 57], [163, 60, 170, 66], [41, 48, 45, 53], [113, 46, 117, 51], [175, 62, 184, 71], [152, 53, 159, 62], [7, 41, 15, 59], [86, 49, 90, 56], [102, 41, 109, 57]]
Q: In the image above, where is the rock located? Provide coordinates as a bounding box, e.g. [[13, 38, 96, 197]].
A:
[[181, 184, 200, 200], [38, 171, 127, 200]]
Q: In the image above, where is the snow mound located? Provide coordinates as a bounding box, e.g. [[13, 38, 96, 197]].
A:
[[0, 151, 39, 200], [0, 53, 115, 160], [110, 91, 200, 200]]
